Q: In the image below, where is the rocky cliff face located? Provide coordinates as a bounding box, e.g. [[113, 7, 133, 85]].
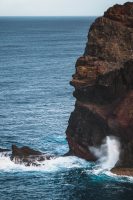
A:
[[66, 2, 133, 168]]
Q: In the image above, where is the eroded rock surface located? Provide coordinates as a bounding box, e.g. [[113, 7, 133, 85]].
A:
[[111, 167, 133, 176], [66, 2, 133, 168], [11, 145, 53, 166]]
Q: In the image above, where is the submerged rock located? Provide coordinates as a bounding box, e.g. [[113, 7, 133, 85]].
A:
[[66, 2, 133, 171]]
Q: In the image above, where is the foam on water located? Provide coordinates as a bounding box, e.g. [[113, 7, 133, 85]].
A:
[[0, 153, 133, 183], [0, 138, 132, 183], [0, 154, 89, 172], [0, 135, 132, 184], [90, 136, 120, 170]]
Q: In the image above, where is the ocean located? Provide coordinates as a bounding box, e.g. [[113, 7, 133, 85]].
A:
[[0, 17, 133, 200]]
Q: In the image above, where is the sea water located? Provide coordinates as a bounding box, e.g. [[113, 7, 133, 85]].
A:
[[0, 17, 133, 200]]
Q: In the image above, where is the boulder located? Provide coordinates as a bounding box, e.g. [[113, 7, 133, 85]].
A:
[[11, 145, 53, 166]]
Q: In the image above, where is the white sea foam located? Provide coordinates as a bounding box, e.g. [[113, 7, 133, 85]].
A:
[[0, 154, 88, 172], [89, 136, 120, 170], [0, 138, 133, 182], [0, 152, 132, 182]]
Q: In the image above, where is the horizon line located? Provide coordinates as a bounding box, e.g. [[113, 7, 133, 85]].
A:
[[0, 15, 98, 17]]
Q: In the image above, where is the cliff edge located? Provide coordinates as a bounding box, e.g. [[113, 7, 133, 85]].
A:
[[66, 2, 133, 174]]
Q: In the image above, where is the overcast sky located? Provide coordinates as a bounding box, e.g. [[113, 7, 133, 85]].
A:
[[0, 0, 132, 16]]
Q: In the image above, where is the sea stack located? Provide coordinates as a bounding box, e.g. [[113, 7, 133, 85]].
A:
[[66, 2, 133, 174]]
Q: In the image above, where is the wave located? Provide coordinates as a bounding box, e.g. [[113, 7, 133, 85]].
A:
[[0, 150, 133, 183], [89, 136, 120, 170], [0, 153, 89, 172]]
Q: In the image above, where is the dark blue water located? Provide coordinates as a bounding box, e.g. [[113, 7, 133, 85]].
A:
[[0, 17, 133, 200]]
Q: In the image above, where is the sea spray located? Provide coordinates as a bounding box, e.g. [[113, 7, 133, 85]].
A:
[[89, 136, 120, 170], [0, 153, 89, 172]]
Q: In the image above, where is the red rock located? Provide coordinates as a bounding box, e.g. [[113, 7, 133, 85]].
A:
[[66, 2, 133, 168], [111, 167, 133, 176]]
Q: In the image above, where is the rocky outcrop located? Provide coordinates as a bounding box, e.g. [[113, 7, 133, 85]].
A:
[[0, 145, 54, 166], [11, 145, 54, 166], [0, 148, 10, 152], [66, 2, 133, 169], [111, 167, 133, 176]]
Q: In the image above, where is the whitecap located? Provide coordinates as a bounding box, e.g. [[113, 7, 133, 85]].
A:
[[0, 154, 89, 173]]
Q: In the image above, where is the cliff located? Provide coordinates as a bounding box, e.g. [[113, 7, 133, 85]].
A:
[[66, 2, 133, 171]]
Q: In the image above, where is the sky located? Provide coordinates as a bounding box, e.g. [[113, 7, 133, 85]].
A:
[[0, 0, 132, 16]]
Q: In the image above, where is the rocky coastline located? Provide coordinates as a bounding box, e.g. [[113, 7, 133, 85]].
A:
[[0, 2, 132, 177], [0, 145, 54, 166], [66, 2, 133, 176]]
